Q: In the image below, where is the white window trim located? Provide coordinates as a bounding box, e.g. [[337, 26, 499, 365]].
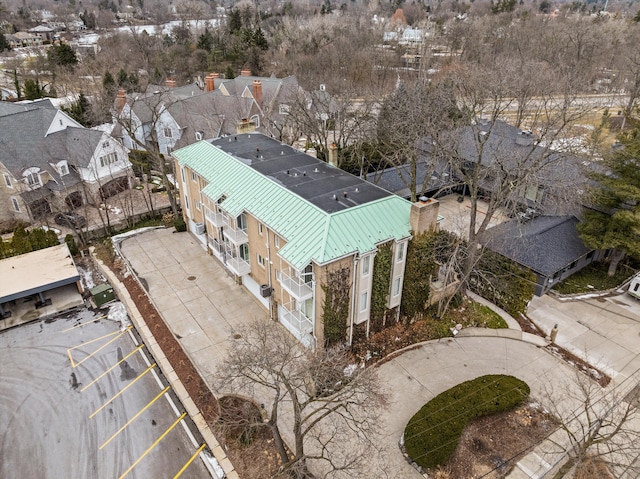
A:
[[195, 200, 201, 211], [258, 223, 264, 235], [3, 173, 12, 188], [396, 242, 405, 262], [164, 127, 172, 138], [361, 255, 370, 276], [393, 277, 402, 297], [359, 291, 368, 312], [274, 235, 280, 248], [257, 254, 266, 268], [11, 196, 20, 211]]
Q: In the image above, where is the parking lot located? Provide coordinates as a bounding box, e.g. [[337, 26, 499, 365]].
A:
[[0, 307, 212, 479]]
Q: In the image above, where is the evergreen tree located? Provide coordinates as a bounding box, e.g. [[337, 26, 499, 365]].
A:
[[578, 131, 640, 275], [103, 70, 116, 96], [197, 28, 214, 52], [47, 44, 79, 70], [225, 65, 235, 79], [62, 93, 93, 127], [228, 9, 242, 34], [0, 32, 9, 52], [13, 69, 21, 100], [23, 78, 44, 100], [253, 27, 268, 51]]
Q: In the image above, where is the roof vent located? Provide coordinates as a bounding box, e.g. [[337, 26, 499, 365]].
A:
[[355, 188, 359, 193], [303, 171, 306, 176], [281, 150, 284, 155], [314, 167, 319, 173], [343, 192, 348, 198], [286, 170, 290, 175], [294, 172, 298, 177], [256, 148, 260, 152], [234, 136, 237, 141], [333, 194, 337, 200]]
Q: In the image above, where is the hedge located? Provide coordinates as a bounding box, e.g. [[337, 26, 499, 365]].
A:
[[404, 374, 530, 469]]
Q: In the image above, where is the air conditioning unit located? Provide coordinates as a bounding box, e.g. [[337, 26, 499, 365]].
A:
[[194, 222, 205, 235], [260, 284, 272, 297]]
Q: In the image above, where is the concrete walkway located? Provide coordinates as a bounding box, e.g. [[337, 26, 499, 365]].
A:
[[119, 228, 268, 387]]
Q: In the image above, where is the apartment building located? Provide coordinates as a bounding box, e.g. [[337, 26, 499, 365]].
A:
[[173, 133, 439, 348]]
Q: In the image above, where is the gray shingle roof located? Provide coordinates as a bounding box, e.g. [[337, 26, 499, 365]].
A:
[[482, 216, 592, 276]]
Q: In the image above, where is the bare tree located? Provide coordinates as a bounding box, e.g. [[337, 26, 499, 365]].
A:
[[215, 319, 388, 479], [541, 370, 640, 479]]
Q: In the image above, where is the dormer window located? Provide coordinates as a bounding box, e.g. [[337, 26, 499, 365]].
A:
[[195, 131, 203, 141], [279, 104, 290, 115], [56, 161, 69, 176], [23, 168, 42, 188], [164, 128, 172, 138]]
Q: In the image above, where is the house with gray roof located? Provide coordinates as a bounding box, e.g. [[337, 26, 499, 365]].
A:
[[173, 133, 439, 347], [481, 216, 601, 296], [0, 103, 131, 226]]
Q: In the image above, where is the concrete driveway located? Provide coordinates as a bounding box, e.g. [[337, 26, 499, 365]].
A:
[[527, 293, 640, 383], [119, 228, 268, 386]]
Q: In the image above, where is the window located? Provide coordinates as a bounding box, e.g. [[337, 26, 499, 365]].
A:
[[59, 164, 68, 176], [11, 197, 20, 211], [195, 131, 203, 141], [301, 298, 313, 319], [279, 104, 290, 115], [361, 255, 370, 276], [100, 152, 118, 167], [102, 141, 110, 148], [191, 171, 196, 182], [163, 128, 172, 138], [237, 213, 247, 231], [181, 167, 186, 184], [3, 174, 12, 188], [274, 235, 280, 248], [396, 242, 405, 262], [195, 201, 201, 211], [393, 277, 401, 297], [359, 292, 368, 312], [239, 244, 249, 262], [257, 254, 266, 268], [258, 223, 264, 235], [26, 172, 40, 187], [184, 196, 189, 210]]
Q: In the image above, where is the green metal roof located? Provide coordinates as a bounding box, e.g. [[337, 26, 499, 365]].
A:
[[174, 141, 412, 270]]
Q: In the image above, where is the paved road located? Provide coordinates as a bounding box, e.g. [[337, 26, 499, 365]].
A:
[[0, 308, 210, 479]]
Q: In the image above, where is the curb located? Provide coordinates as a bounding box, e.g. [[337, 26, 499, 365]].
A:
[[92, 250, 238, 479]]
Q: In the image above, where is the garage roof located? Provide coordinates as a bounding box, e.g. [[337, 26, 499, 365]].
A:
[[0, 244, 81, 303]]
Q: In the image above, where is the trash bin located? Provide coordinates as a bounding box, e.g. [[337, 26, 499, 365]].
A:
[[90, 284, 116, 307]]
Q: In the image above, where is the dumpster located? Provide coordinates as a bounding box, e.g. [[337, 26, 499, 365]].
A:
[[90, 283, 116, 307]]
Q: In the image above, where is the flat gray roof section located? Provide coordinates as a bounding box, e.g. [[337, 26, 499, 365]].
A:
[[210, 133, 393, 213], [0, 244, 81, 303]]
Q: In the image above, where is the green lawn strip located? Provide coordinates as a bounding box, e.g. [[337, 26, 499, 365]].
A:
[[404, 375, 530, 469], [553, 262, 637, 294]]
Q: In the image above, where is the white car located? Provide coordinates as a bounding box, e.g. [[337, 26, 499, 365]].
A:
[[629, 274, 640, 300]]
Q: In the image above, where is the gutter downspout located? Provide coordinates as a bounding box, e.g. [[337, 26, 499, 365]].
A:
[[348, 253, 359, 346], [266, 229, 274, 321]]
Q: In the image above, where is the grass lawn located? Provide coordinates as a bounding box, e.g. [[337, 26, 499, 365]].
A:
[[553, 262, 638, 295]]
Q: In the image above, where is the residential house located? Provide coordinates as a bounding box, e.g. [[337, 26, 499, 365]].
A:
[[481, 216, 602, 296], [0, 100, 132, 226], [28, 25, 55, 43], [6, 32, 43, 48], [173, 133, 439, 347]]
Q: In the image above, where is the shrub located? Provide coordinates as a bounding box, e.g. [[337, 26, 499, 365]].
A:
[[404, 375, 530, 469], [174, 215, 187, 232], [65, 234, 79, 256]]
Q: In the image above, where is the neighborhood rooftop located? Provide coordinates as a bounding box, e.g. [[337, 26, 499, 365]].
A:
[[210, 133, 392, 214]]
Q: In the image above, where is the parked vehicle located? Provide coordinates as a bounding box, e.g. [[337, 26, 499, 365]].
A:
[[54, 212, 87, 229], [629, 274, 640, 300]]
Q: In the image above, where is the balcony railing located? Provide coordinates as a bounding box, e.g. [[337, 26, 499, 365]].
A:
[[226, 255, 250, 276], [279, 268, 313, 301], [205, 208, 224, 227], [280, 303, 313, 339], [220, 215, 248, 245]]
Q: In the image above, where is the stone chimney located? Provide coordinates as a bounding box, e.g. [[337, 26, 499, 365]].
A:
[[115, 88, 127, 113], [240, 69, 252, 76], [205, 74, 215, 92], [328, 143, 338, 167], [252, 80, 262, 106], [410, 197, 440, 235], [165, 78, 177, 88]]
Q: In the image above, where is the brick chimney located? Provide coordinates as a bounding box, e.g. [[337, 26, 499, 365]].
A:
[[165, 78, 177, 88], [240, 69, 252, 76], [328, 143, 338, 167], [115, 88, 127, 113], [252, 80, 262, 106], [410, 197, 440, 235], [205, 74, 215, 92]]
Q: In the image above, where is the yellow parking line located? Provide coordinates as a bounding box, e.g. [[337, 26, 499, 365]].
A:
[[89, 363, 156, 419], [61, 315, 107, 332], [172, 443, 206, 479], [99, 385, 171, 450], [81, 345, 145, 392], [69, 327, 132, 369], [68, 328, 125, 350], [67, 348, 76, 368], [117, 412, 187, 479]]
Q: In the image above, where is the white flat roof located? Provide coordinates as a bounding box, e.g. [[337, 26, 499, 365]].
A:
[[0, 244, 81, 303]]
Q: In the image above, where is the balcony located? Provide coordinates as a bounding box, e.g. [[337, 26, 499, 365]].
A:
[[226, 255, 250, 276], [205, 208, 224, 228], [279, 303, 313, 346], [220, 215, 248, 245], [279, 269, 313, 301]]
